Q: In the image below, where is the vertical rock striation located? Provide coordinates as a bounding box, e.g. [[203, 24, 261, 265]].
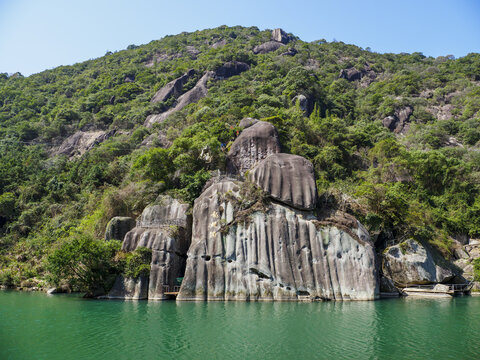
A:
[[227, 121, 281, 175], [177, 180, 379, 301], [107, 196, 191, 300], [248, 153, 317, 211]]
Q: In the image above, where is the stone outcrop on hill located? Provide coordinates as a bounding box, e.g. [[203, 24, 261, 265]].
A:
[[150, 69, 196, 104], [227, 121, 281, 175], [253, 41, 284, 54], [104, 217, 136, 241], [215, 61, 250, 79], [249, 153, 317, 210], [382, 106, 413, 134], [382, 239, 456, 285], [145, 71, 214, 127], [272, 28, 292, 44], [107, 196, 191, 300], [54, 129, 116, 157], [177, 180, 378, 301]]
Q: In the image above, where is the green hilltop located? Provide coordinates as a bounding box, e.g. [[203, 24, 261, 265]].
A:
[[1, 25, 480, 289]]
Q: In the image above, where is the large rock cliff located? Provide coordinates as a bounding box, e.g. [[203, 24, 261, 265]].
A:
[[177, 180, 378, 301], [107, 196, 191, 300]]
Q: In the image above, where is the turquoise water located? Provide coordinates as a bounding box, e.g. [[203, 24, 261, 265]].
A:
[[1, 291, 480, 359]]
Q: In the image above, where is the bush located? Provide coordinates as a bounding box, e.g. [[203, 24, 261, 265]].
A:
[[46, 234, 121, 295], [124, 247, 152, 278]]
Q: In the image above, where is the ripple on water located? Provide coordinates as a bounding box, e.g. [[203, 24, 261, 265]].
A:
[[1, 292, 480, 360]]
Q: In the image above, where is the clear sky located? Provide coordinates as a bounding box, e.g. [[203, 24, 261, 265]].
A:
[[0, 0, 479, 76]]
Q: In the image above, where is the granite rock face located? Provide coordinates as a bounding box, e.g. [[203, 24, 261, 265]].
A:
[[253, 41, 284, 54], [382, 106, 413, 134], [227, 121, 281, 175], [339, 68, 364, 82], [215, 61, 250, 79], [382, 239, 455, 285], [238, 117, 259, 129], [292, 94, 309, 113], [107, 275, 149, 300], [108, 196, 191, 300], [150, 69, 195, 104], [54, 130, 116, 157], [145, 71, 214, 127], [177, 180, 379, 301], [249, 153, 317, 211], [271, 28, 293, 44], [104, 217, 136, 241]]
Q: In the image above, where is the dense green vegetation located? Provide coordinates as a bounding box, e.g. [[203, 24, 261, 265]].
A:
[[1, 26, 479, 289]]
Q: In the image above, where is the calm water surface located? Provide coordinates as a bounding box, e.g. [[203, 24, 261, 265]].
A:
[[1, 291, 479, 359]]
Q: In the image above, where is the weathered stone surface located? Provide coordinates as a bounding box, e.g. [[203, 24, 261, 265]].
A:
[[249, 153, 317, 210], [253, 41, 284, 54], [150, 69, 195, 104], [107, 275, 149, 300], [281, 48, 298, 56], [339, 68, 363, 81], [238, 117, 259, 129], [54, 130, 116, 157], [227, 121, 281, 175], [382, 106, 413, 134], [140, 132, 171, 149], [382, 239, 455, 285], [215, 61, 249, 79], [271, 28, 292, 44], [145, 71, 214, 127], [178, 181, 378, 301], [380, 276, 400, 294], [104, 217, 136, 241], [292, 94, 308, 112], [109, 196, 191, 300]]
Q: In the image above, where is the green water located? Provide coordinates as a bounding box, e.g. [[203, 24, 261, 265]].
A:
[[1, 291, 479, 360]]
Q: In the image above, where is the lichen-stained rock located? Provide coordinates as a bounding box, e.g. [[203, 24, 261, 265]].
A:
[[271, 28, 293, 44], [382, 239, 456, 285], [150, 69, 195, 104], [215, 61, 250, 79], [177, 181, 379, 301], [249, 153, 317, 211], [382, 106, 413, 134], [227, 121, 281, 175], [238, 117, 259, 129], [111, 196, 191, 300], [253, 41, 284, 54], [104, 216, 136, 241], [145, 71, 214, 127], [54, 129, 116, 157], [107, 275, 149, 300]]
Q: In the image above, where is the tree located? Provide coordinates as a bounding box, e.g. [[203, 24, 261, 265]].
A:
[[46, 235, 121, 296]]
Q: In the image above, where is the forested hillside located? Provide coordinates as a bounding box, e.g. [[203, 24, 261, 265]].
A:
[[1, 25, 480, 289]]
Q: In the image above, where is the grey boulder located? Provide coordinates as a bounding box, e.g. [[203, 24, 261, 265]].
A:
[[145, 71, 214, 127], [382, 239, 456, 285], [271, 28, 293, 44], [249, 153, 317, 211], [227, 121, 281, 175], [215, 61, 249, 79], [104, 216, 136, 241], [382, 106, 413, 134], [150, 69, 195, 104], [253, 41, 284, 54]]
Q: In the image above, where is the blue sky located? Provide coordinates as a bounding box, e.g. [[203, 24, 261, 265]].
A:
[[0, 0, 479, 76]]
